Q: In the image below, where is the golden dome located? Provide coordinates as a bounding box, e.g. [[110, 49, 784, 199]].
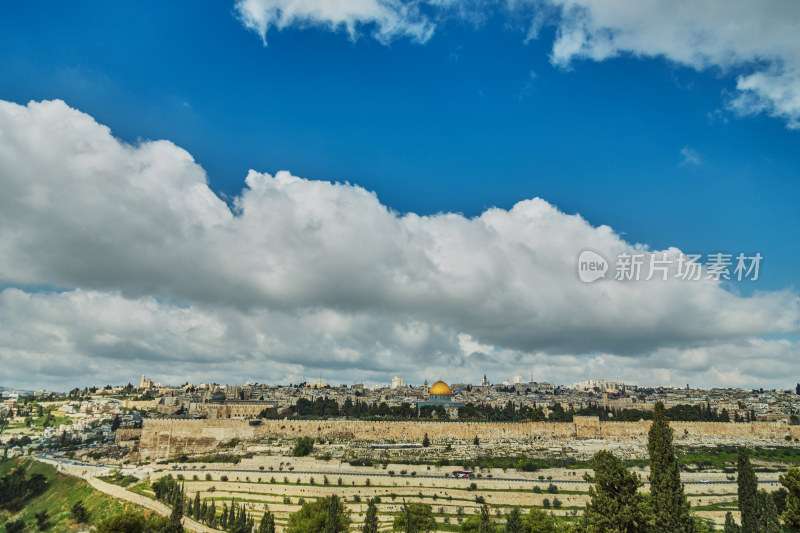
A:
[[429, 380, 451, 396]]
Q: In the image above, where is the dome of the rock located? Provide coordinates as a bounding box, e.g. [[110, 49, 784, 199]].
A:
[[429, 380, 451, 396]]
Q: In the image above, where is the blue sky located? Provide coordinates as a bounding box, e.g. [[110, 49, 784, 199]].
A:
[[0, 1, 799, 390]]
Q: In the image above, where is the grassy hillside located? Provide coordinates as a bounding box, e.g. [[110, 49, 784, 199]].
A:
[[0, 457, 147, 531]]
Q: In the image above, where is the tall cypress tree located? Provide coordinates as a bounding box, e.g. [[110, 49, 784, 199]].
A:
[[258, 511, 274, 533], [477, 505, 494, 532], [737, 448, 759, 533], [778, 467, 800, 531], [648, 401, 693, 532], [723, 512, 740, 533], [324, 494, 344, 533], [169, 486, 184, 532], [760, 490, 781, 533], [361, 499, 379, 533], [504, 507, 523, 533], [207, 501, 216, 527]]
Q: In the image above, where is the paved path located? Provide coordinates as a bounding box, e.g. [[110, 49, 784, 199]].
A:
[[32, 455, 220, 533], [86, 477, 221, 533]]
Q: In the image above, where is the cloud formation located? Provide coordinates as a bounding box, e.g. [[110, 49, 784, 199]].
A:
[[0, 99, 798, 390], [234, 0, 800, 129], [234, 0, 435, 45], [547, 0, 800, 129], [679, 146, 701, 167]]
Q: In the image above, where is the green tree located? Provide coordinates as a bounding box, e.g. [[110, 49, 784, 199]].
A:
[[206, 501, 216, 527], [168, 483, 184, 533], [259, 510, 276, 533], [780, 467, 800, 531], [71, 500, 89, 523], [362, 499, 379, 533], [648, 401, 693, 532], [459, 508, 500, 533], [583, 450, 651, 533], [737, 448, 759, 533], [324, 495, 345, 533], [760, 490, 781, 533], [96, 512, 181, 533], [422, 433, 430, 447], [96, 512, 146, 533], [293, 436, 315, 457], [504, 507, 523, 533], [193, 492, 201, 520], [723, 512, 740, 533], [477, 505, 498, 533], [459, 505, 499, 533], [393, 502, 437, 532], [287, 495, 351, 533], [522, 508, 560, 533], [35, 509, 49, 530]]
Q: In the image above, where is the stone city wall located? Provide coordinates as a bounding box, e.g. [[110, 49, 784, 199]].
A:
[[130, 416, 800, 460]]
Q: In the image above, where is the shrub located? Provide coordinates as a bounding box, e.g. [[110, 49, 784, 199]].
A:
[[71, 501, 89, 523], [293, 436, 315, 457]]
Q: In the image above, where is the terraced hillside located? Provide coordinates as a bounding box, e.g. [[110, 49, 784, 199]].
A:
[[129, 455, 780, 530]]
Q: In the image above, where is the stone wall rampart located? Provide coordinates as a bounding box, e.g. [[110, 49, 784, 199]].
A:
[[134, 418, 800, 460]]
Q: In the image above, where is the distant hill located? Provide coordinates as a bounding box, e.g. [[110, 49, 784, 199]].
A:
[[0, 385, 37, 396]]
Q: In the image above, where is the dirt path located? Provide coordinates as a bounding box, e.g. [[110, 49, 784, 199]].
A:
[[86, 476, 221, 533]]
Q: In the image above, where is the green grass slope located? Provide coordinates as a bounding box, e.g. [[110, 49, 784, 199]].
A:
[[0, 457, 147, 531]]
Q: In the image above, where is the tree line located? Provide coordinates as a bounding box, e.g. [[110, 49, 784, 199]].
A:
[[261, 396, 736, 423]]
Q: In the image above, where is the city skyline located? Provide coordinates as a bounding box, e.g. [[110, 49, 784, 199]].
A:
[[1, 2, 799, 392]]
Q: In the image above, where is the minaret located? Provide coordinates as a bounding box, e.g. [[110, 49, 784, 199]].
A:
[[482, 374, 488, 388], [424, 380, 429, 394]]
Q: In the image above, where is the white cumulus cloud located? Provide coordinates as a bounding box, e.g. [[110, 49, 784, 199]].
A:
[[234, 0, 435, 45], [0, 99, 798, 390]]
